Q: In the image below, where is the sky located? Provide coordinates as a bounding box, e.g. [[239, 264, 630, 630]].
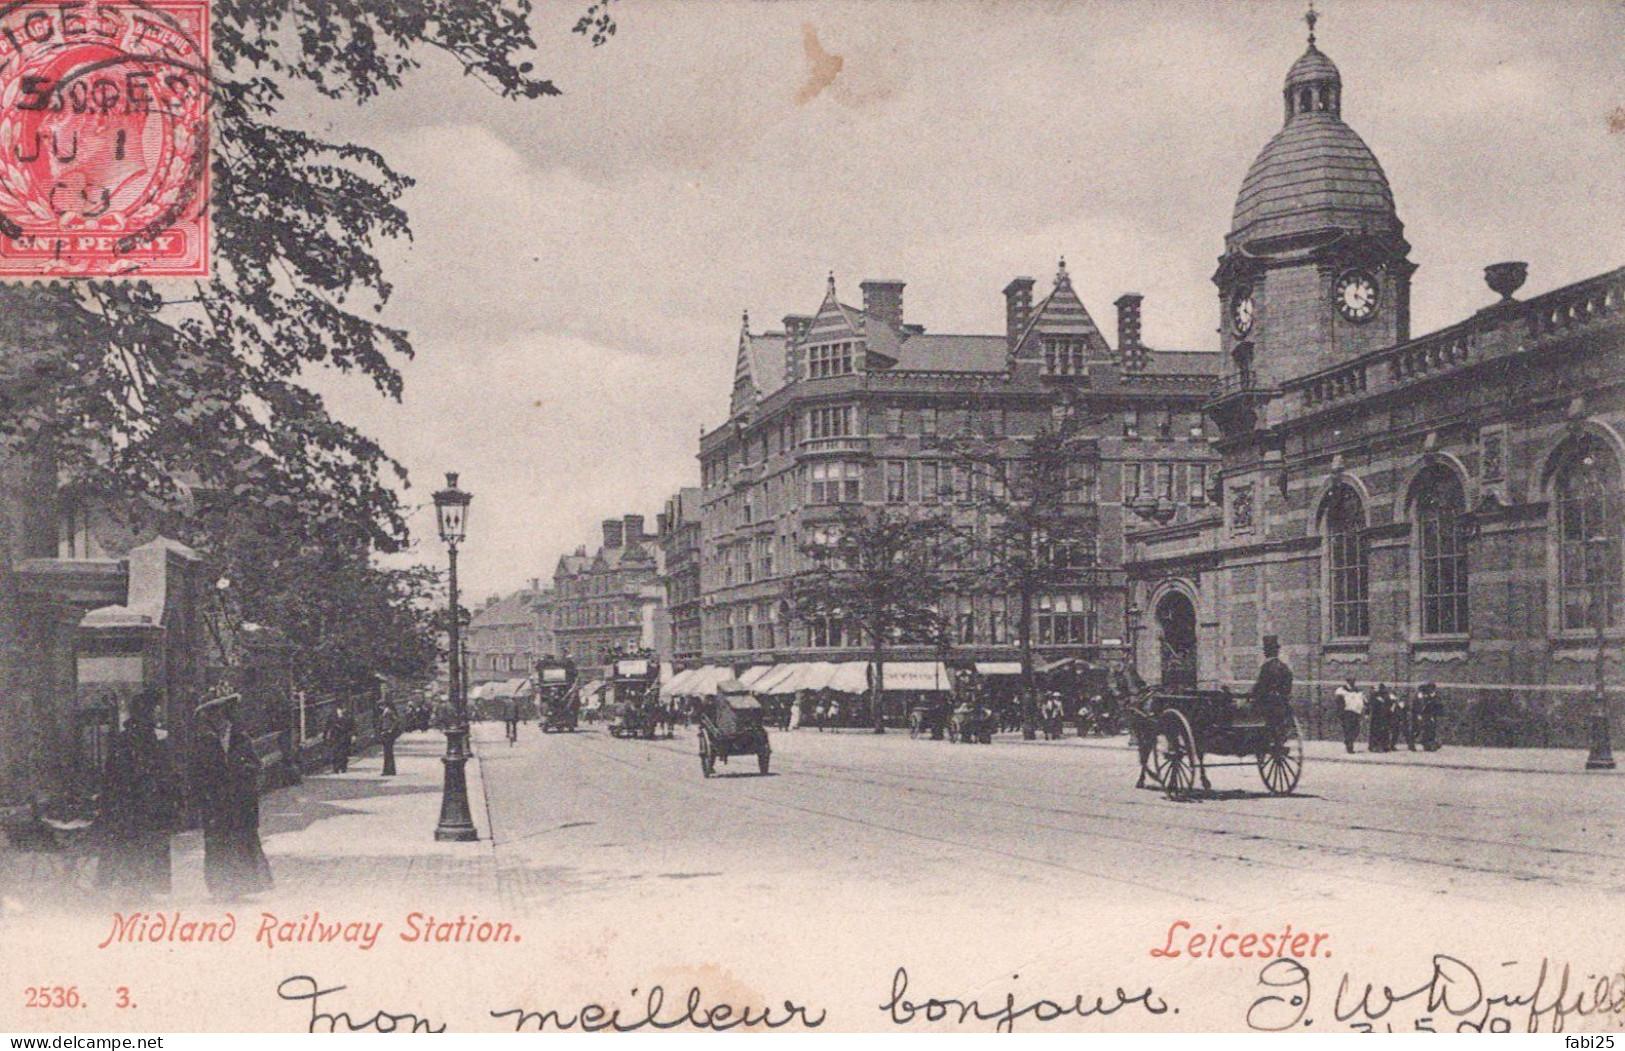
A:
[[297, 0, 1625, 602]]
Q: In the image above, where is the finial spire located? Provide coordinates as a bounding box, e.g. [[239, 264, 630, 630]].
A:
[[741, 308, 750, 331], [827, 270, 836, 296], [1305, 1, 1317, 46], [1055, 256, 1069, 286]]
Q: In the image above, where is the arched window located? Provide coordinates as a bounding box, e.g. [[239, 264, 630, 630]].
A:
[[1324, 484, 1369, 638], [1556, 438, 1622, 633], [1415, 468, 1469, 635]]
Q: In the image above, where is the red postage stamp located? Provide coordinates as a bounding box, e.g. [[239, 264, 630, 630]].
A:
[[0, 0, 209, 278]]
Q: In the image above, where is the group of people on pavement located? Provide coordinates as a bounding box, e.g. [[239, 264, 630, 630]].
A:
[[1333, 678, 1445, 754], [96, 691, 410, 905]]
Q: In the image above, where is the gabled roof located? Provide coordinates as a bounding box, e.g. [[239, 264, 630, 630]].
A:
[[731, 311, 789, 414], [554, 552, 589, 578], [805, 274, 866, 345], [470, 590, 538, 630], [1013, 260, 1114, 360]]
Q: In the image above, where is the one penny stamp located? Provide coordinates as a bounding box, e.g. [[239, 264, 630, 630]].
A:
[[0, 0, 209, 278]]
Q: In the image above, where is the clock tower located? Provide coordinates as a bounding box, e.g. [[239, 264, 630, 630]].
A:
[[1214, 8, 1414, 401]]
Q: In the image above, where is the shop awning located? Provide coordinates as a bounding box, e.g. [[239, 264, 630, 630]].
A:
[[975, 662, 1023, 676], [664, 669, 697, 696], [753, 664, 799, 694], [578, 679, 606, 709], [827, 662, 872, 694], [668, 665, 731, 697], [737, 665, 777, 688]]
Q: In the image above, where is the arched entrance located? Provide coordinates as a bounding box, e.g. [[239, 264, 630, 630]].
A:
[[1156, 592, 1197, 690]]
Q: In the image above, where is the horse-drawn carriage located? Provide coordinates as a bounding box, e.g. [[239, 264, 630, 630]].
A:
[[696, 680, 771, 777], [1127, 688, 1303, 800], [534, 659, 579, 733], [606, 658, 661, 740]]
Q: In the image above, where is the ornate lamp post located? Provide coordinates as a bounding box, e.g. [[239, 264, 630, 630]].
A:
[[433, 472, 480, 840]]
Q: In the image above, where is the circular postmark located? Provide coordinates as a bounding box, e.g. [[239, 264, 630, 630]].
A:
[[0, 0, 209, 276]]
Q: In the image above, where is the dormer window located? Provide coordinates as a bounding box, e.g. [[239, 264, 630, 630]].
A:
[[807, 341, 856, 379], [1043, 337, 1088, 376]]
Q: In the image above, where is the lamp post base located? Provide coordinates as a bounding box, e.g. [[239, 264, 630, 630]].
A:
[[434, 727, 480, 841], [1585, 708, 1616, 771]]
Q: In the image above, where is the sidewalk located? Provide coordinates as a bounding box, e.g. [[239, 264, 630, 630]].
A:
[[176, 730, 501, 903], [2, 731, 500, 911], [991, 729, 1615, 776]]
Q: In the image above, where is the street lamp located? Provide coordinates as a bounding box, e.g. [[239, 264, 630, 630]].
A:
[[433, 472, 480, 841]]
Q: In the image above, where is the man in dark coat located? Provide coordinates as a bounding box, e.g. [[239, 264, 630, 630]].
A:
[[324, 705, 357, 772], [189, 695, 273, 900], [377, 700, 401, 777], [1247, 636, 1295, 743], [97, 690, 177, 899]]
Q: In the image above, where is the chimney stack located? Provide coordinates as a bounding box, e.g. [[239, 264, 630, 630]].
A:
[[530, 577, 540, 592], [602, 518, 624, 549], [1003, 277, 1035, 351], [1114, 293, 1144, 351], [860, 279, 905, 331], [623, 513, 645, 542], [783, 314, 813, 385]]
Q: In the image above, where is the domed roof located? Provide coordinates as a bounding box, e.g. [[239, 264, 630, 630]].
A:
[[1285, 45, 1340, 89], [1229, 44, 1399, 244]]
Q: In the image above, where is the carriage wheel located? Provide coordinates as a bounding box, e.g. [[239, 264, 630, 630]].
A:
[[1158, 710, 1199, 801], [1257, 715, 1304, 795], [758, 750, 770, 775], [699, 734, 715, 778]]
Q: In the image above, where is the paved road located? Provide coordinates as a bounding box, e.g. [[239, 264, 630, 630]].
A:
[[480, 722, 1623, 913]]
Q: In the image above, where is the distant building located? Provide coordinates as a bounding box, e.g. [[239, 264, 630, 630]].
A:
[[465, 579, 548, 685], [696, 268, 1220, 668], [550, 514, 667, 665], [1127, 20, 1625, 744], [659, 488, 703, 665]]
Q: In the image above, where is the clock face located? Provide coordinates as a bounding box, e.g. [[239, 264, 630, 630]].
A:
[[1335, 270, 1380, 323], [1231, 291, 1255, 337]]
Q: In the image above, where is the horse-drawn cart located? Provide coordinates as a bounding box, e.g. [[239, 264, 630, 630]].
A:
[[1128, 688, 1303, 800], [696, 681, 771, 777]]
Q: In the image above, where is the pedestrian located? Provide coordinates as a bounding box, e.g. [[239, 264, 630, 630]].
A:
[[189, 694, 273, 901], [324, 704, 356, 772], [1392, 688, 1417, 751], [1246, 635, 1295, 743], [1370, 683, 1395, 753], [1041, 692, 1064, 740], [503, 698, 519, 744], [378, 699, 401, 777], [97, 689, 178, 900], [1333, 676, 1366, 753], [1416, 682, 1444, 752]]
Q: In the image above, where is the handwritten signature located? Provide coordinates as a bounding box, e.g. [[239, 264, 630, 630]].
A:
[[1247, 955, 1625, 1033]]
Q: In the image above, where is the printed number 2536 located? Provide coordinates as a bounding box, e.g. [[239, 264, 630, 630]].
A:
[[24, 987, 81, 1008]]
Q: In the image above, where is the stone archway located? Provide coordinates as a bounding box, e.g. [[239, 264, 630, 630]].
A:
[[1156, 591, 1198, 690]]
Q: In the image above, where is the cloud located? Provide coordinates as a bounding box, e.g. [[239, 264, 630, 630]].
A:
[[298, 0, 1625, 598]]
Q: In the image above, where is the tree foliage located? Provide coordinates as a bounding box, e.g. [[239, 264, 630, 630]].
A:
[[945, 410, 1103, 737], [790, 505, 959, 732], [0, 1, 615, 689], [0, 0, 616, 551]]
